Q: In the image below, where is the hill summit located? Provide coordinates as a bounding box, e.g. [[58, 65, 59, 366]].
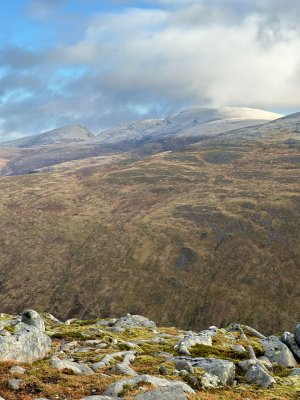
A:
[[1, 125, 95, 148]]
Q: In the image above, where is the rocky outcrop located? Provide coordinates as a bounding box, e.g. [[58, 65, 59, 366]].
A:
[[1, 310, 300, 399]]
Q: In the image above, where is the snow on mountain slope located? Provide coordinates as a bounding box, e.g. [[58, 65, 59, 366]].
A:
[[97, 107, 283, 144], [0, 125, 95, 148]]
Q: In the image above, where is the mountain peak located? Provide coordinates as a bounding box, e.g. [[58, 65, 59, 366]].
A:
[[0, 125, 95, 148]]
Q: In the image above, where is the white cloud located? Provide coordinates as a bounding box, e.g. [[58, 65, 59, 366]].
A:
[[1, 0, 300, 139]]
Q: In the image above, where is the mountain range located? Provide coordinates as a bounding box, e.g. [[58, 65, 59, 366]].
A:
[[0, 106, 299, 334]]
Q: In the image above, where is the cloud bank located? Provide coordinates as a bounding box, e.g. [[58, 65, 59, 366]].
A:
[[1, 0, 300, 140]]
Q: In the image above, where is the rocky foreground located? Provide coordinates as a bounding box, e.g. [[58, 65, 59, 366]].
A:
[[0, 311, 300, 399]]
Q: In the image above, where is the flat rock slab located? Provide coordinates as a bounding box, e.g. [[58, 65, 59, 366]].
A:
[[103, 374, 195, 397], [134, 386, 187, 399], [51, 357, 94, 375]]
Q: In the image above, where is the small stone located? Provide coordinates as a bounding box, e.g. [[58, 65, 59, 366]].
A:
[[231, 345, 246, 353], [159, 365, 169, 375], [60, 341, 78, 351], [9, 366, 26, 374], [175, 360, 194, 374], [8, 378, 22, 390]]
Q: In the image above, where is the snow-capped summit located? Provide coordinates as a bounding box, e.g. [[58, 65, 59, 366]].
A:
[[0, 125, 94, 148], [96, 107, 283, 144]]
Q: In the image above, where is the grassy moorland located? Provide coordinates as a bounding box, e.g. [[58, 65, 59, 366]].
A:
[[0, 129, 299, 333]]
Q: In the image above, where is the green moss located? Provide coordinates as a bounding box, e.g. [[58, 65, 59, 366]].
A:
[[272, 365, 292, 378], [190, 343, 249, 362]]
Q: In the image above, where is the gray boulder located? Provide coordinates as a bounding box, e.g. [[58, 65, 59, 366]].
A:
[[103, 375, 195, 397], [173, 357, 235, 386], [261, 336, 297, 367], [134, 386, 187, 399], [281, 332, 300, 362], [110, 315, 156, 333], [51, 357, 94, 375], [244, 364, 275, 388], [295, 323, 300, 347], [0, 323, 51, 363], [21, 309, 45, 332]]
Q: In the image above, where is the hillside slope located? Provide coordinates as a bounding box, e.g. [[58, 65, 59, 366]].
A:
[[0, 116, 299, 333], [0, 107, 283, 176]]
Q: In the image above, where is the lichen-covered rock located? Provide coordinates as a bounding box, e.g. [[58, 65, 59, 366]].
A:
[[244, 364, 275, 388], [109, 315, 156, 332], [103, 374, 195, 397], [21, 309, 45, 332], [261, 336, 297, 367], [51, 357, 94, 375], [0, 323, 51, 363], [174, 357, 235, 385]]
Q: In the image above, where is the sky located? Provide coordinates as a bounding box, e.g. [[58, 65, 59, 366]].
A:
[[1, 0, 300, 141]]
